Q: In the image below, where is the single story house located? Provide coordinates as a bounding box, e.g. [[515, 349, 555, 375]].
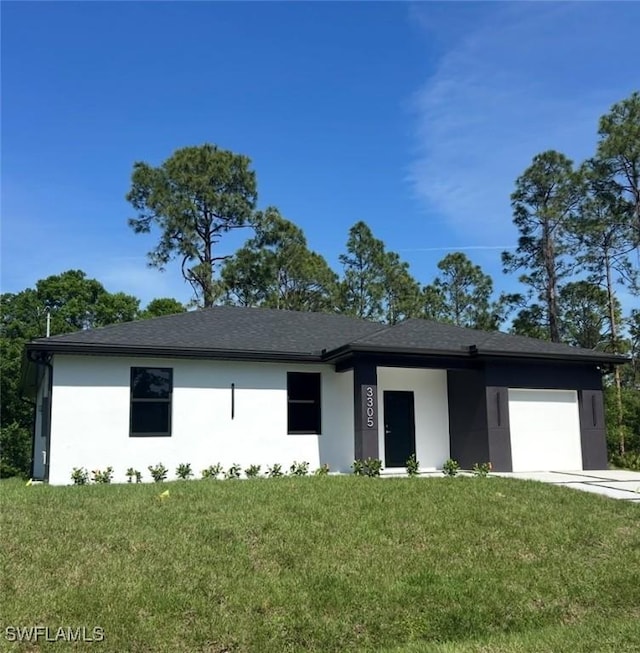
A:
[[22, 306, 625, 484]]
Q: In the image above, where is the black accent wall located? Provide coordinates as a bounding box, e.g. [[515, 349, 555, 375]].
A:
[[447, 370, 491, 469], [353, 359, 379, 461], [578, 389, 608, 469], [448, 360, 607, 472], [485, 386, 512, 472]]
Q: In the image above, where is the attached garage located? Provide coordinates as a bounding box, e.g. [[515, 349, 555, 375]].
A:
[[508, 389, 583, 472]]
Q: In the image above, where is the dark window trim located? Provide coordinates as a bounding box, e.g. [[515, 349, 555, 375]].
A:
[[287, 372, 321, 435], [130, 367, 173, 437]]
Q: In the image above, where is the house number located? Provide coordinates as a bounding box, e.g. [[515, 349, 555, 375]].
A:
[[362, 385, 377, 430]]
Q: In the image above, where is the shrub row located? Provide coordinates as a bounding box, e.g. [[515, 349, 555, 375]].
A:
[[70, 457, 492, 484]]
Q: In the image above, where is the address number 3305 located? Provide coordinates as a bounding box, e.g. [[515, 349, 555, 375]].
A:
[[365, 386, 375, 428]]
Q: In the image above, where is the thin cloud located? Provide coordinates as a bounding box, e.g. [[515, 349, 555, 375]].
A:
[[407, 2, 639, 244]]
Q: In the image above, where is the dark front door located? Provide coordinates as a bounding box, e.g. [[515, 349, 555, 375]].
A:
[[383, 391, 416, 468]]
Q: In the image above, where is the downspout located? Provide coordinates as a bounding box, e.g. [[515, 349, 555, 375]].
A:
[[21, 394, 37, 480], [26, 350, 53, 482]]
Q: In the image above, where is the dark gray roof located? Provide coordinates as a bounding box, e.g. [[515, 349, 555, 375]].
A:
[[26, 306, 626, 365], [346, 318, 621, 362], [28, 306, 386, 358]]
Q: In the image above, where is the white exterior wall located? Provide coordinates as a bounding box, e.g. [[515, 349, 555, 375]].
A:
[[377, 367, 450, 469], [48, 355, 354, 485]]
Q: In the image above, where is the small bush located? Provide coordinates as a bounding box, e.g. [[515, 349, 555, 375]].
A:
[[611, 451, 640, 471], [70, 467, 89, 485], [442, 458, 460, 477], [201, 463, 223, 480], [126, 467, 142, 483], [472, 462, 492, 477], [176, 463, 193, 480], [406, 454, 419, 477], [314, 464, 330, 476], [352, 458, 383, 477], [244, 464, 261, 478], [148, 463, 168, 483], [289, 461, 309, 476], [267, 463, 284, 478], [92, 467, 113, 484], [224, 464, 242, 480]]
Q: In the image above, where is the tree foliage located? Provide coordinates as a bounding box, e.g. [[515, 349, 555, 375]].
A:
[[502, 151, 584, 342], [423, 252, 499, 330], [127, 144, 258, 308], [0, 271, 178, 477], [337, 221, 386, 321], [596, 91, 640, 248], [218, 208, 338, 312], [337, 222, 421, 324], [140, 298, 186, 319]]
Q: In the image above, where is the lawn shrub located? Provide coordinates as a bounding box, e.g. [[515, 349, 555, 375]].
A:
[[176, 463, 193, 480], [406, 453, 420, 477], [244, 464, 261, 478], [91, 467, 113, 484], [224, 463, 242, 479], [472, 462, 492, 477], [201, 463, 223, 480], [148, 463, 168, 483], [289, 461, 310, 476], [442, 458, 460, 476], [70, 467, 89, 485], [267, 463, 284, 478]]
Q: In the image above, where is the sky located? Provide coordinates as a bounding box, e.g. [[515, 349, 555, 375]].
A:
[[2, 1, 639, 310]]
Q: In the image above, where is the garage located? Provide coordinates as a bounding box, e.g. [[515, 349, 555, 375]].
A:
[[508, 389, 583, 472]]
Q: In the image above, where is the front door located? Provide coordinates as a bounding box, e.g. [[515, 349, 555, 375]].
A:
[[383, 391, 416, 468]]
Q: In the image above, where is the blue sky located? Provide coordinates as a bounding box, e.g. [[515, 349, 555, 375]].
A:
[[2, 1, 639, 309]]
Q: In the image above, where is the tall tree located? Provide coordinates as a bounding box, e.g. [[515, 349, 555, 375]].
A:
[[1, 271, 140, 477], [502, 150, 584, 342], [381, 251, 422, 325], [572, 159, 638, 454], [558, 281, 613, 350], [628, 309, 640, 388], [423, 252, 499, 330], [337, 221, 386, 321], [218, 208, 338, 312], [596, 92, 640, 248], [127, 144, 258, 308]]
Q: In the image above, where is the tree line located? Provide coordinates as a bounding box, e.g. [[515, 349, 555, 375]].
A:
[[1, 93, 638, 477]]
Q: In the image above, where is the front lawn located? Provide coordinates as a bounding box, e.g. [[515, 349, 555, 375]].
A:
[[1, 476, 639, 652]]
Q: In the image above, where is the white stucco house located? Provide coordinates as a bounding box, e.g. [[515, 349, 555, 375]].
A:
[[22, 306, 624, 484]]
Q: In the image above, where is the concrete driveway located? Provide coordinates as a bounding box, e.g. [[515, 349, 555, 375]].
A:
[[492, 469, 640, 502]]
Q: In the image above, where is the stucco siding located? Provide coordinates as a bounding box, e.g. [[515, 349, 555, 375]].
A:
[[377, 367, 450, 469], [48, 355, 353, 484]]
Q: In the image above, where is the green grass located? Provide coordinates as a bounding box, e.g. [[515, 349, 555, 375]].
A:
[[1, 476, 639, 652]]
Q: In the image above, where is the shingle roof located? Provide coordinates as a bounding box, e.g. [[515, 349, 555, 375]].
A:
[[26, 305, 626, 365], [28, 306, 386, 358], [346, 318, 620, 362]]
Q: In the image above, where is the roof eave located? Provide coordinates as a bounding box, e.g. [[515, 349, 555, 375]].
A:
[[322, 343, 473, 362], [25, 341, 322, 363], [477, 349, 628, 365]]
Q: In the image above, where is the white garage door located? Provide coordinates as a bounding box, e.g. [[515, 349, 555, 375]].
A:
[[508, 389, 583, 472]]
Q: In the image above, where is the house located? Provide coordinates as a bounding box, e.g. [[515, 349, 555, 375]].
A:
[[22, 306, 625, 484]]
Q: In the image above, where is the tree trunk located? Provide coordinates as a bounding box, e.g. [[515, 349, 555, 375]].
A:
[[604, 248, 625, 455], [543, 219, 561, 342]]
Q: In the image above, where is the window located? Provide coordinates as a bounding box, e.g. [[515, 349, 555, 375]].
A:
[[130, 367, 172, 436], [287, 372, 321, 434]]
